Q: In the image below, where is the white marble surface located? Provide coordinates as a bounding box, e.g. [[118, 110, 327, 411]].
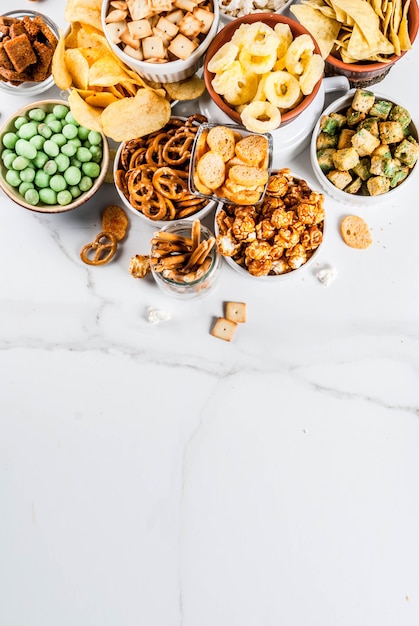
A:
[[1, 1, 419, 625]]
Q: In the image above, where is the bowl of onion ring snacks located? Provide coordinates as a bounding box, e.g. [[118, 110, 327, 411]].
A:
[[150, 219, 222, 298], [203, 14, 324, 133], [114, 115, 220, 227], [214, 169, 326, 280], [189, 122, 273, 206], [290, 0, 419, 89]]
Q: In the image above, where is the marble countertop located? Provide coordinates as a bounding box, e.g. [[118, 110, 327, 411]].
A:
[[1, 1, 419, 625]]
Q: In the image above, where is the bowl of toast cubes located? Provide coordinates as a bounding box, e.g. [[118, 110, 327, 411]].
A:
[[0, 10, 59, 96], [310, 88, 419, 206]]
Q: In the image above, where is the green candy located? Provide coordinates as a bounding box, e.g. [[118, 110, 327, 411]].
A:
[[39, 188, 58, 205], [15, 139, 37, 160]]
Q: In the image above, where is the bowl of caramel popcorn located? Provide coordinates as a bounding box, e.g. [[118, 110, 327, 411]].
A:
[[0, 10, 59, 96], [214, 169, 326, 280], [102, 0, 219, 84]]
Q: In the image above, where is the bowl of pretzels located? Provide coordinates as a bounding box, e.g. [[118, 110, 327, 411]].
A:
[[113, 114, 220, 227]]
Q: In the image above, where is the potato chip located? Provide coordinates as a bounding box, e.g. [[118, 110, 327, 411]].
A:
[[164, 74, 206, 101], [51, 31, 72, 90], [65, 48, 90, 89], [88, 55, 136, 86], [398, 0, 412, 49], [100, 89, 171, 141], [85, 92, 121, 107], [65, 0, 102, 31], [68, 90, 104, 132]]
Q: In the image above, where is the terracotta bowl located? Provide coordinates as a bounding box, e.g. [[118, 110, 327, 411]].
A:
[[325, 0, 419, 88], [203, 13, 324, 128]]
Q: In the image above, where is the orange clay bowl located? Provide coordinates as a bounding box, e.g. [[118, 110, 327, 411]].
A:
[[325, 0, 419, 88], [203, 13, 323, 128]]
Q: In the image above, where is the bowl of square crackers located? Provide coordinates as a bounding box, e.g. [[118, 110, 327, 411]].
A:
[[0, 10, 59, 96], [101, 0, 220, 84]]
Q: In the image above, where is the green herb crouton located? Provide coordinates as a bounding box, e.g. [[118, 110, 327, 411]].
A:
[[317, 148, 336, 172], [316, 131, 338, 150], [379, 121, 405, 144], [369, 99, 393, 119], [394, 138, 419, 167], [352, 157, 372, 180], [337, 128, 356, 149], [332, 147, 360, 171], [351, 89, 375, 113], [366, 175, 390, 196], [326, 169, 353, 189], [389, 105, 411, 129], [351, 128, 380, 156]]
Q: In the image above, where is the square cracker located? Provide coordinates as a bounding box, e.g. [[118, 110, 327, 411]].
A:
[[211, 317, 238, 342], [225, 301, 247, 324]]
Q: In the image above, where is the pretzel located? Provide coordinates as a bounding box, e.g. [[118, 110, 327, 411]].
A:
[[80, 232, 118, 266], [162, 131, 195, 165], [152, 167, 189, 200]]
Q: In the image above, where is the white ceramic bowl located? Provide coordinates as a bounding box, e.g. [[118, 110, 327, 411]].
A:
[[214, 170, 327, 281], [0, 100, 109, 214], [0, 10, 59, 97], [101, 0, 220, 84], [218, 0, 294, 25], [310, 89, 419, 207], [113, 116, 219, 227]]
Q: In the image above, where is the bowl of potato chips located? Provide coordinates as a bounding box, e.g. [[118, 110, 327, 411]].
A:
[[101, 0, 219, 84], [203, 14, 325, 133], [310, 88, 419, 206], [290, 0, 419, 88], [0, 99, 109, 214]]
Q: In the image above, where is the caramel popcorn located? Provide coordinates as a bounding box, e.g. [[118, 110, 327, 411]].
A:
[[215, 168, 325, 277]]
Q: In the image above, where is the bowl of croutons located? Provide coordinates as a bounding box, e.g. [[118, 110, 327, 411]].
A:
[[310, 88, 419, 206], [101, 0, 219, 84], [0, 10, 59, 96]]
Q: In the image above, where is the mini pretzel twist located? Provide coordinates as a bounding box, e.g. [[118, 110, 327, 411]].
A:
[[80, 232, 118, 266]]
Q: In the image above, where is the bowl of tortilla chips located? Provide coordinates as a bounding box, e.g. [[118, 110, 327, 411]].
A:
[[290, 0, 418, 87]]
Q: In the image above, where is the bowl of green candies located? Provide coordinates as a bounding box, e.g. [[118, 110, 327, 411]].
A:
[[0, 99, 109, 213]]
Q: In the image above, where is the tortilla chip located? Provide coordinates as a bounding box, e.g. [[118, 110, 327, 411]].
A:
[[291, 4, 341, 58]]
